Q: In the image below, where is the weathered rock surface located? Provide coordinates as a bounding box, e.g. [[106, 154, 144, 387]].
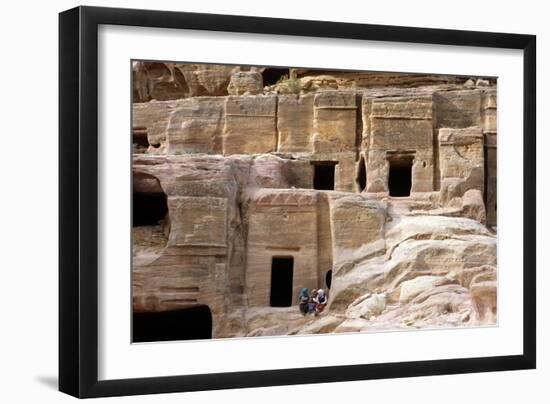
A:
[[133, 62, 241, 102], [132, 154, 497, 337], [227, 72, 263, 96], [345, 293, 387, 319], [131, 65, 498, 339]]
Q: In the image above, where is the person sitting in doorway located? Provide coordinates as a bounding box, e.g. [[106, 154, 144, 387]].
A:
[[314, 289, 328, 316], [298, 288, 309, 316]]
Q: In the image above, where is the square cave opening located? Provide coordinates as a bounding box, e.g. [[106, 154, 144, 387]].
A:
[[132, 126, 149, 153], [312, 161, 337, 190], [133, 190, 168, 227]]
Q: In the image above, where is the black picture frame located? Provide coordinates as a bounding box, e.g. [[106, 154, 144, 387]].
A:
[[59, 5, 536, 398]]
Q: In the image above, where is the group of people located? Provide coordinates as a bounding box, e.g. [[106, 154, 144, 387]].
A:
[[298, 288, 328, 316]]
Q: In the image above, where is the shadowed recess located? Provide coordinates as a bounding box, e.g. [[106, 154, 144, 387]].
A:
[[325, 270, 332, 290], [388, 157, 413, 197], [262, 68, 289, 86], [133, 306, 213, 342], [270, 257, 294, 307], [357, 155, 366, 192], [133, 191, 168, 227], [312, 162, 337, 190]]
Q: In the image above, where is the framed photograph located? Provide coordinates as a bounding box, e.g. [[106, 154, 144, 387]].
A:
[[59, 6, 536, 398]]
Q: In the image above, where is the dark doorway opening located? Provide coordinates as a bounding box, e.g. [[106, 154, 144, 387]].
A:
[[270, 257, 294, 307], [133, 126, 149, 147], [312, 162, 337, 190], [133, 190, 168, 227], [325, 270, 332, 290], [388, 157, 413, 197], [262, 68, 289, 86], [132, 126, 149, 153], [357, 156, 366, 192], [132, 306, 212, 342]]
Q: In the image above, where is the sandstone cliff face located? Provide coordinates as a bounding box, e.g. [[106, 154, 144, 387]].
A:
[[132, 63, 497, 340], [133, 62, 240, 102]]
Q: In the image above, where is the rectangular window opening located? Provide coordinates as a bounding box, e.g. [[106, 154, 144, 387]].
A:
[[312, 162, 337, 190]]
